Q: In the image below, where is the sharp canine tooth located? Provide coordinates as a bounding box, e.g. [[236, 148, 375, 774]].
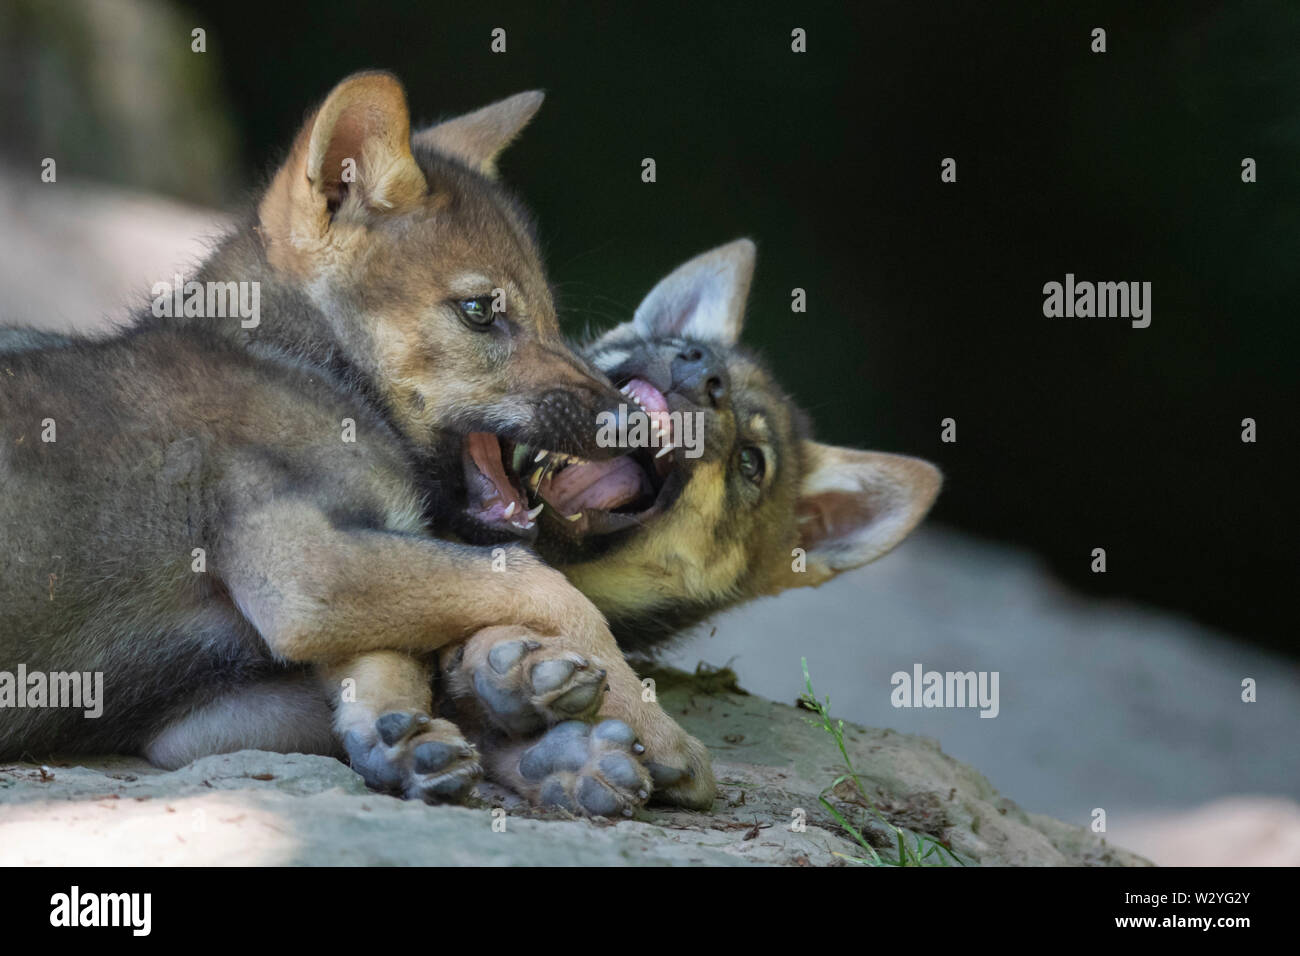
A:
[[527, 504, 544, 520], [567, 513, 582, 522], [655, 444, 674, 459], [503, 502, 516, 518], [534, 450, 548, 463]]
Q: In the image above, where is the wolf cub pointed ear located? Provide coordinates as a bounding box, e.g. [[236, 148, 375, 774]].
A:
[[412, 90, 545, 178], [259, 71, 427, 253], [776, 444, 942, 591], [633, 238, 756, 346]]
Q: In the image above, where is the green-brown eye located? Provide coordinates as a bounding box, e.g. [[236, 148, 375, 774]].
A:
[[455, 297, 494, 329], [738, 446, 765, 483]]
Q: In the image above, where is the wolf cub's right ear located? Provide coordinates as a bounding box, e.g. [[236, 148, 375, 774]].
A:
[[772, 444, 942, 592], [259, 71, 427, 259], [633, 238, 756, 346]]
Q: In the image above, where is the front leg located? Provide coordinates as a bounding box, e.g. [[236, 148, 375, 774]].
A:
[[222, 499, 710, 804], [321, 651, 481, 803], [223, 498, 615, 661]]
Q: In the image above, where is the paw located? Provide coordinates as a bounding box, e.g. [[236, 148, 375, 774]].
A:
[[602, 701, 715, 810], [458, 632, 609, 736], [342, 712, 482, 804], [641, 729, 715, 810], [509, 719, 653, 817]]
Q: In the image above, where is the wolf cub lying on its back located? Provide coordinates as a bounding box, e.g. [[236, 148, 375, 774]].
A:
[[437, 239, 942, 813]]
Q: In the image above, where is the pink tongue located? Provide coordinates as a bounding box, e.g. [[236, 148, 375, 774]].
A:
[[540, 456, 650, 513], [624, 377, 673, 445], [625, 378, 668, 416]]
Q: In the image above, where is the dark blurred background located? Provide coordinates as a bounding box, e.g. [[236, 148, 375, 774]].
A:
[[4, 0, 1297, 652]]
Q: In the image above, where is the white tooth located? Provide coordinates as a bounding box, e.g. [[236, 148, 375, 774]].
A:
[[655, 444, 674, 459], [567, 513, 582, 522], [534, 450, 548, 463], [527, 503, 545, 521], [503, 502, 516, 518]]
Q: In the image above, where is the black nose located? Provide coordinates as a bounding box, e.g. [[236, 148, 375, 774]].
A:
[[670, 344, 729, 408]]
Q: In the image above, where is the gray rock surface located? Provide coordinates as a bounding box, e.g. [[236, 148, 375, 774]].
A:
[[0, 668, 1146, 867], [664, 527, 1300, 846]]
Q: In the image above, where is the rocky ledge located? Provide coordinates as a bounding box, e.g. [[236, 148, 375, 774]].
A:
[[0, 666, 1149, 866]]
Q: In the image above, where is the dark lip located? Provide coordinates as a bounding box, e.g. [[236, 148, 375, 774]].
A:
[[454, 394, 628, 463], [445, 500, 539, 546], [611, 366, 671, 400]]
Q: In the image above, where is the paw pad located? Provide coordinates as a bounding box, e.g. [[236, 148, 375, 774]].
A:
[[467, 639, 608, 736], [517, 719, 652, 818], [345, 712, 482, 805]]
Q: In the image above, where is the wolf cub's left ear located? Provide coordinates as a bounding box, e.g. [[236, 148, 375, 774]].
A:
[[633, 238, 756, 346], [412, 91, 545, 178], [259, 71, 428, 256], [776, 444, 942, 591]]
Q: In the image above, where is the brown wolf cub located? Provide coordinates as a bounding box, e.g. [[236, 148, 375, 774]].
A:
[[0, 72, 708, 810]]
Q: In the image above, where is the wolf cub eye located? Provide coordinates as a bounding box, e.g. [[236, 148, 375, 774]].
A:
[[455, 297, 495, 328], [738, 446, 765, 483]]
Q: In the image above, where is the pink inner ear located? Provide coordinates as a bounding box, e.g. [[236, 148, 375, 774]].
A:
[[316, 110, 377, 204], [797, 491, 877, 550]]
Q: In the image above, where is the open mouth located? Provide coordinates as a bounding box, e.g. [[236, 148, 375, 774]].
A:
[[461, 377, 683, 539]]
